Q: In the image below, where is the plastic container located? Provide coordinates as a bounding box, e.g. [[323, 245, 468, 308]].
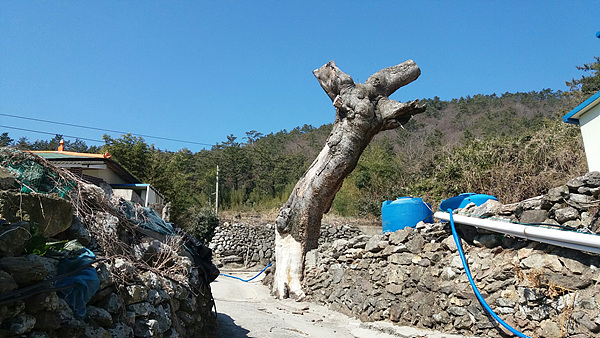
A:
[[439, 193, 498, 211], [381, 197, 433, 233]]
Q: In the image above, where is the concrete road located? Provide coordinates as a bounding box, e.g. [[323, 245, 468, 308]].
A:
[[212, 269, 475, 338]]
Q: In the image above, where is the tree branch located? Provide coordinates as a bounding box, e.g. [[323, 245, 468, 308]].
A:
[[365, 60, 421, 97], [313, 61, 355, 101], [378, 98, 426, 131]]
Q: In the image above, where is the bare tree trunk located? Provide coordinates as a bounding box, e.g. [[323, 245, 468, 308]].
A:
[[273, 60, 426, 299]]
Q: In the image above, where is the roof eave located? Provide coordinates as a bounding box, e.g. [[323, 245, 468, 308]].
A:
[[563, 90, 600, 125]]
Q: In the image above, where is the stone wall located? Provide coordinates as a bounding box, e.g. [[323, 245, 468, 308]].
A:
[[301, 172, 600, 337], [208, 171, 600, 337], [0, 165, 218, 337], [209, 222, 362, 268]]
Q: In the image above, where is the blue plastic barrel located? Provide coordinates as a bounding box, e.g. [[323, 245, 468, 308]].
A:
[[439, 193, 498, 211], [381, 197, 433, 233]]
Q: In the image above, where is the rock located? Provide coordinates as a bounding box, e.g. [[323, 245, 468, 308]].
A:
[[0, 191, 73, 238], [0, 167, 18, 190], [125, 285, 148, 305], [569, 193, 596, 208], [574, 311, 600, 332], [97, 292, 123, 314], [545, 185, 569, 203], [406, 234, 425, 253], [473, 234, 501, 248], [32, 311, 61, 331], [559, 256, 587, 275], [546, 272, 591, 290], [496, 297, 516, 307], [365, 235, 387, 253], [0, 255, 50, 286], [0, 221, 30, 257], [0, 269, 17, 294], [348, 235, 370, 248], [134, 319, 160, 337], [108, 323, 134, 338], [450, 255, 464, 269], [554, 207, 579, 224], [110, 258, 136, 279], [24, 292, 62, 313], [127, 302, 154, 318], [583, 171, 600, 187], [385, 284, 403, 295], [519, 253, 563, 272], [447, 306, 467, 316], [388, 253, 414, 265], [519, 209, 548, 224], [472, 200, 503, 217], [388, 229, 411, 245], [567, 176, 585, 191], [536, 319, 561, 338], [519, 196, 544, 210], [86, 306, 113, 327], [440, 267, 456, 280], [152, 304, 172, 333], [441, 235, 457, 252], [1, 312, 36, 335], [83, 325, 111, 338], [65, 217, 92, 246]]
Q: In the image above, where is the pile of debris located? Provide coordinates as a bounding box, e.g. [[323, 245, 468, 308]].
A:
[[0, 148, 218, 337]]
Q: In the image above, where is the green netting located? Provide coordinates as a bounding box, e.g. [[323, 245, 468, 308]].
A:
[[0, 148, 76, 198]]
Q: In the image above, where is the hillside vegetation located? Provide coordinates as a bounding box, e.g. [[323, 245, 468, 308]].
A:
[[4, 58, 599, 232]]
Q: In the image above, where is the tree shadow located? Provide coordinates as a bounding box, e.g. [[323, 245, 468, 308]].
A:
[[217, 312, 250, 338]]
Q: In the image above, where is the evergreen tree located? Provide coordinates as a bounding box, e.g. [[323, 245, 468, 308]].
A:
[[567, 56, 600, 95]]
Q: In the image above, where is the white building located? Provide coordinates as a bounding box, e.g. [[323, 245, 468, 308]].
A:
[[563, 90, 600, 172], [32, 143, 165, 207]]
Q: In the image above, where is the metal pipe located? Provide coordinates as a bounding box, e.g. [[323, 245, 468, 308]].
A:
[[434, 211, 600, 255]]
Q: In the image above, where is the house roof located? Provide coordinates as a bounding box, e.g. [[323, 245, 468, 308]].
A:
[[563, 90, 600, 125], [31, 150, 141, 184]]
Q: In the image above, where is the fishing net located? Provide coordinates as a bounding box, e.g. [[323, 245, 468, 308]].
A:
[[0, 147, 76, 198]]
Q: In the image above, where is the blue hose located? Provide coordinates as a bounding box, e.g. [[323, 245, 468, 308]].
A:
[[448, 209, 530, 338], [219, 263, 272, 282]]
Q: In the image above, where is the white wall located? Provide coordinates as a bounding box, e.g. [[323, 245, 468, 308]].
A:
[[580, 104, 600, 172], [82, 168, 128, 184], [112, 189, 144, 205]]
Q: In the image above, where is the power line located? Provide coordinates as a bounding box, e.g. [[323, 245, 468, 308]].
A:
[[0, 125, 104, 143], [0, 113, 215, 147]]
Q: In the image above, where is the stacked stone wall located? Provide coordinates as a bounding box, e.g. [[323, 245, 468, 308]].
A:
[[301, 172, 600, 337], [210, 222, 361, 267], [0, 166, 218, 337]]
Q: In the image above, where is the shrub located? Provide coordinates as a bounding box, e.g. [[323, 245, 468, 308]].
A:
[[187, 208, 219, 244]]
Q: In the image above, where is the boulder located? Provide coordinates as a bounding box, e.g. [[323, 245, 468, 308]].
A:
[[0, 221, 30, 257], [0, 191, 72, 238], [0, 167, 19, 190], [0, 255, 51, 286]]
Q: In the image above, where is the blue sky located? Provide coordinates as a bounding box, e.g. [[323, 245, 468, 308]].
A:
[[1, 1, 599, 152]]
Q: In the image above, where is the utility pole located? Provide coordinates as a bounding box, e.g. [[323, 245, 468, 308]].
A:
[[215, 165, 219, 215]]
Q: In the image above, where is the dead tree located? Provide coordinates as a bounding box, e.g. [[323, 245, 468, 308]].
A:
[[273, 60, 426, 298]]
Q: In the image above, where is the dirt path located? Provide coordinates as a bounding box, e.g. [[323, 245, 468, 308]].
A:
[[212, 269, 475, 338]]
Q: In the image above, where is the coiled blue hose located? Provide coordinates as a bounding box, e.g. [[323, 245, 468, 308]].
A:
[[448, 209, 530, 338], [219, 263, 272, 282]]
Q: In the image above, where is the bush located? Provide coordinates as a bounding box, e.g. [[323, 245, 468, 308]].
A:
[[187, 208, 219, 244]]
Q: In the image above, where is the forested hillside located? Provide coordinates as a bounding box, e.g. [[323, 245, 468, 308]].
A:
[[3, 58, 598, 233]]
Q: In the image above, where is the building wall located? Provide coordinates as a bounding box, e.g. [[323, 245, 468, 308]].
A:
[[580, 104, 600, 171], [82, 168, 128, 185], [112, 188, 144, 205], [145, 186, 165, 206]]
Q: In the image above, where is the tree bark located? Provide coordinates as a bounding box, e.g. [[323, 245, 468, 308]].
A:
[[273, 60, 426, 299]]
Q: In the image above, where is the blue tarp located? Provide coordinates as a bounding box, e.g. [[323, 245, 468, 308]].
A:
[[54, 248, 99, 317]]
